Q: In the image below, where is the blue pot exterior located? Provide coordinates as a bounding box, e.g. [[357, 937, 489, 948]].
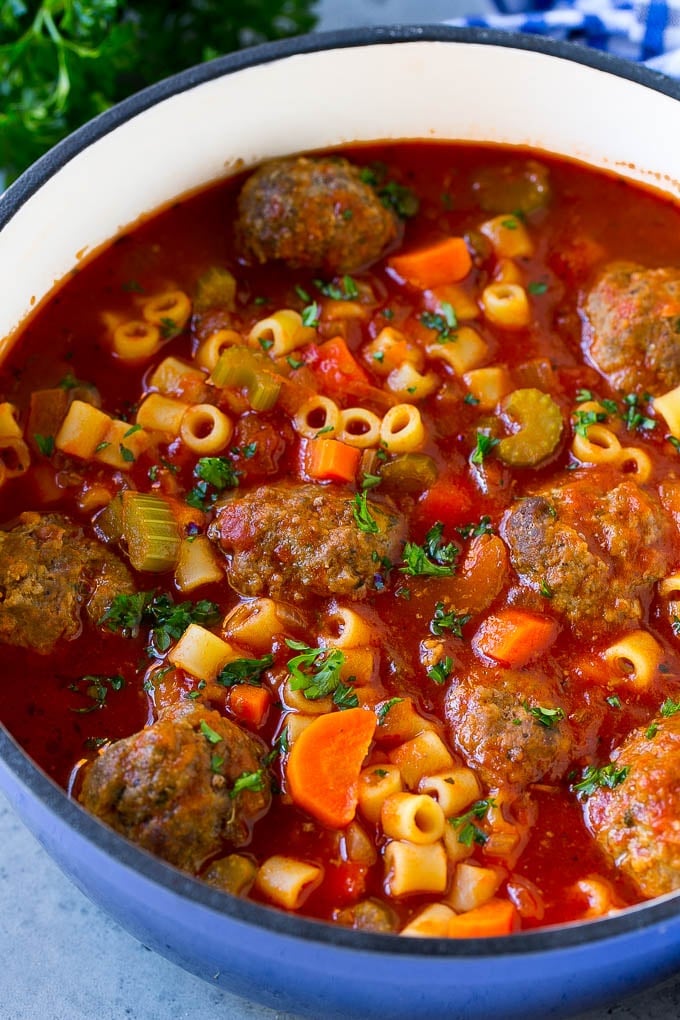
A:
[[3, 25, 680, 1019], [4, 729, 680, 1019]]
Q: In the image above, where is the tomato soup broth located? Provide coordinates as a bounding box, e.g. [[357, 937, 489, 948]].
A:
[[3, 143, 680, 937]]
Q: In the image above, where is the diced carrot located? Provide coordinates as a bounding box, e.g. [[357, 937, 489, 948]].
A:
[[229, 685, 271, 728], [306, 438, 361, 483], [286, 708, 376, 828], [447, 899, 519, 938], [413, 476, 475, 536], [388, 237, 472, 289], [473, 608, 558, 668]]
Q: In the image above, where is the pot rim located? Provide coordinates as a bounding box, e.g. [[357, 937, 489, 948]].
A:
[[2, 23, 680, 957]]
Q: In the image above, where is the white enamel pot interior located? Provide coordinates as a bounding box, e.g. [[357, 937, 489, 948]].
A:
[[3, 26, 680, 1020]]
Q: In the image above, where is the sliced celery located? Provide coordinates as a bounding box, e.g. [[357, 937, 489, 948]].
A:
[[94, 493, 124, 543], [211, 346, 281, 411], [122, 492, 181, 572], [379, 453, 439, 494]]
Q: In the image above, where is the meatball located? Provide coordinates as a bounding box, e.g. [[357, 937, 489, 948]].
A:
[[236, 157, 400, 273], [209, 483, 407, 601], [445, 666, 574, 788], [586, 714, 680, 898], [583, 261, 680, 393], [501, 473, 674, 634], [0, 512, 135, 655], [80, 704, 270, 873]]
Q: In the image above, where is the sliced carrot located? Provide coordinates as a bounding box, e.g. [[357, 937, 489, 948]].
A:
[[309, 337, 371, 389], [306, 438, 361, 483], [473, 608, 558, 668], [229, 685, 271, 728], [447, 899, 519, 938], [388, 236, 472, 289], [286, 708, 376, 828]]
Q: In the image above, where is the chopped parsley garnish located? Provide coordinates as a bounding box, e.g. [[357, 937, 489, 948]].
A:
[[572, 408, 608, 437], [668, 436, 680, 453], [539, 579, 553, 598], [573, 763, 629, 798], [58, 372, 81, 390], [230, 769, 265, 798], [463, 393, 480, 406], [527, 281, 548, 295], [471, 431, 499, 465], [119, 443, 135, 463], [34, 433, 54, 456], [646, 723, 659, 739], [353, 491, 380, 534], [575, 389, 594, 403], [216, 655, 274, 687], [427, 656, 454, 685], [333, 682, 359, 710], [457, 515, 493, 540], [449, 798, 496, 846], [95, 440, 110, 453], [622, 393, 656, 433], [378, 180, 420, 219], [258, 336, 274, 351], [160, 316, 180, 339], [401, 522, 458, 578], [660, 696, 680, 717], [430, 603, 470, 638], [100, 591, 220, 654], [69, 674, 125, 713], [315, 425, 334, 437], [264, 729, 290, 766], [295, 285, 311, 302], [285, 639, 348, 701], [377, 697, 404, 724], [314, 276, 359, 301], [419, 310, 456, 342], [361, 472, 382, 490], [124, 424, 142, 438], [501, 216, 519, 230], [606, 695, 622, 710], [211, 754, 224, 774], [287, 355, 305, 370], [186, 456, 239, 510], [526, 703, 565, 728], [301, 301, 321, 328], [200, 719, 222, 745]]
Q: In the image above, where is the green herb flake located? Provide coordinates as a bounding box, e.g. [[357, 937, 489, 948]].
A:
[[200, 720, 223, 745], [34, 433, 55, 457], [160, 317, 179, 339], [539, 579, 553, 599], [419, 310, 455, 342], [606, 695, 622, 710], [119, 444, 135, 464], [352, 491, 380, 534], [572, 408, 608, 437], [449, 798, 496, 847], [427, 656, 454, 685], [210, 754, 224, 774], [573, 763, 630, 798], [285, 639, 346, 701], [287, 355, 305, 370], [430, 603, 470, 638], [471, 431, 499, 465], [301, 302, 321, 328], [230, 769, 265, 798], [660, 697, 680, 717], [527, 281, 548, 295], [463, 393, 480, 406], [333, 682, 359, 710], [526, 703, 565, 728], [216, 655, 274, 688], [258, 337, 274, 352], [295, 285, 311, 303], [377, 697, 404, 724], [646, 723, 659, 739]]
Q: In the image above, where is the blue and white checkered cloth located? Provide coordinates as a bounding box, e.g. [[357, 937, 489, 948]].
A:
[[451, 0, 680, 77]]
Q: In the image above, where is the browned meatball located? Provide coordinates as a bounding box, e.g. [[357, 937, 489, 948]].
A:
[[501, 473, 674, 635], [236, 157, 400, 273], [0, 512, 135, 655], [209, 483, 406, 601], [445, 666, 574, 788], [586, 714, 680, 898], [583, 261, 680, 393], [80, 704, 270, 873]]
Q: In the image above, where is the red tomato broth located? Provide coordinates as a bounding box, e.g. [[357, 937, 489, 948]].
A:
[[2, 142, 680, 934]]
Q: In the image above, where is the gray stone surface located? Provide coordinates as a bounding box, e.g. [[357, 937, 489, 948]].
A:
[[3, 2, 680, 1019]]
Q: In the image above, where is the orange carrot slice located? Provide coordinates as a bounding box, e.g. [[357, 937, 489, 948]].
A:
[[447, 899, 519, 938], [473, 608, 558, 668], [286, 708, 376, 828], [388, 237, 472, 289]]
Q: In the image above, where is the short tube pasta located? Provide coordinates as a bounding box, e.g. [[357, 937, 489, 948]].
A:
[[426, 326, 489, 376], [383, 839, 448, 897], [653, 384, 680, 438], [195, 329, 244, 370], [417, 768, 481, 817], [248, 309, 314, 357], [255, 855, 323, 910], [388, 730, 455, 789], [180, 404, 233, 454], [358, 765, 404, 824], [386, 362, 440, 401], [112, 320, 161, 360], [322, 604, 376, 649], [142, 289, 192, 331], [380, 792, 446, 844], [603, 630, 663, 689], [481, 283, 531, 329], [400, 903, 456, 937], [136, 393, 189, 436], [572, 424, 621, 464], [147, 356, 206, 395], [293, 395, 341, 439], [614, 446, 653, 482], [480, 215, 534, 258], [222, 598, 289, 652], [463, 365, 514, 411], [338, 407, 381, 448], [380, 404, 425, 453]]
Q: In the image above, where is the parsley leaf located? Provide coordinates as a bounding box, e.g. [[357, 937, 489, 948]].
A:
[[377, 697, 404, 724], [525, 703, 565, 728], [99, 591, 220, 654], [216, 655, 274, 687], [186, 456, 239, 510], [401, 523, 459, 578], [427, 656, 454, 685], [430, 603, 470, 638], [660, 697, 680, 717], [573, 763, 629, 798], [285, 639, 346, 700], [449, 798, 496, 846], [230, 768, 266, 798], [34, 433, 55, 456], [471, 431, 499, 465], [352, 491, 380, 534]]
